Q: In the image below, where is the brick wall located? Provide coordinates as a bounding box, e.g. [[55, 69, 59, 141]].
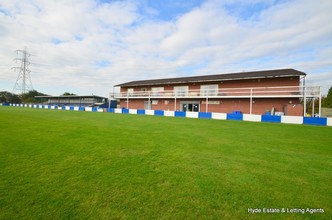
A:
[[119, 98, 303, 116], [118, 76, 303, 116]]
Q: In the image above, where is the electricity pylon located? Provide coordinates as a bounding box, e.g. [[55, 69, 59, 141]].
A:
[[12, 47, 33, 95]]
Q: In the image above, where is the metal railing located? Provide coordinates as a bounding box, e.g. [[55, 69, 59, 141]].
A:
[[111, 86, 321, 99]]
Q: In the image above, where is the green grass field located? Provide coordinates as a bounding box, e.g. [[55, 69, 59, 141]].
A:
[[0, 107, 331, 219]]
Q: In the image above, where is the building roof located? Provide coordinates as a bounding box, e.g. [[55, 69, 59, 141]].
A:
[[115, 68, 306, 87], [35, 95, 107, 99]]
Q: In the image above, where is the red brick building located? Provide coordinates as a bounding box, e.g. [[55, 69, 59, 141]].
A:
[[113, 69, 320, 116]]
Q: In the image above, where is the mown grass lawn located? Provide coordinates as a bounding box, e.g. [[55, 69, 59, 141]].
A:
[[0, 106, 331, 219]]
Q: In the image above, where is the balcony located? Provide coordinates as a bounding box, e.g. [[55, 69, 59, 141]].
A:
[[111, 86, 321, 99]]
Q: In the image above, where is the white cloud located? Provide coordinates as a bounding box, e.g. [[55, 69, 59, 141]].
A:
[[0, 0, 331, 96]]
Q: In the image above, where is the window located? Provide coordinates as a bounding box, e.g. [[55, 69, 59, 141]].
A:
[[127, 88, 134, 96], [140, 88, 148, 96], [200, 84, 218, 96], [174, 86, 188, 96], [152, 100, 158, 105], [151, 87, 164, 96]]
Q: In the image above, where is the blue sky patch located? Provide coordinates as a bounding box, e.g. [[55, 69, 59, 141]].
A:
[[75, 35, 83, 41], [141, 0, 205, 21], [51, 38, 64, 45], [0, 8, 11, 16], [224, 2, 271, 20], [95, 60, 111, 68]]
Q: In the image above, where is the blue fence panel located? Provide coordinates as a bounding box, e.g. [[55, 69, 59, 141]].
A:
[[198, 112, 212, 119], [154, 110, 164, 116], [303, 117, 327, 126], [175, 111, 186, 117], [261, 115, 281, 123], [69, 106, 74, 110], [108, 108, 115, 113], [137, 109, 145, 115], [122, 108, 129, 114], [79, 107, 85, 111], [62, 106, 66, 110], [92, 107, 98, 112], [227, 113, 243, 121]]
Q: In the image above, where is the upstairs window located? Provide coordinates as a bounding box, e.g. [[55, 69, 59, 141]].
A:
[[151, 87, 164, 96], [174, 86, 188, 96], [200, 84, 218, 96], [127, 88, 134, 96]]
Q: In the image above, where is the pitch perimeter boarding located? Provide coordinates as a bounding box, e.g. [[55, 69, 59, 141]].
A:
[[7, 103, 332, 127]]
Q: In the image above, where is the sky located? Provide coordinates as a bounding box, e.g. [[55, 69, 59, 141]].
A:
[[0, 0, 332, 97]]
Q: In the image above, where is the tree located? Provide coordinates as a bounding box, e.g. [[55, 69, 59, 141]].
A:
[[322, 86, 332, 108], [0, 91, 21, 103], [21, 90, 48, 103], [0, 92, 7, 103], [62, 92, 76, 96]]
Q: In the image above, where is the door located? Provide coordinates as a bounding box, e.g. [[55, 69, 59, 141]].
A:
[[181, 102, 199, 112]]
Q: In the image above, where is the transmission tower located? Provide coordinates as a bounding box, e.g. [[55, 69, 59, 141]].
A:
[[12, 47, 33, 95]]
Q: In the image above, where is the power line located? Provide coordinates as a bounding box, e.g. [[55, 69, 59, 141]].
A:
[[12, 47, 33, 95]]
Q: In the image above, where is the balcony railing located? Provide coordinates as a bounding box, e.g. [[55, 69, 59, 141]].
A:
[[111, 86, 321, 99]]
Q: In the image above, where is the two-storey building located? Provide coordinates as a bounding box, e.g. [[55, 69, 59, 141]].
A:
[[113, 69, 321, 116]]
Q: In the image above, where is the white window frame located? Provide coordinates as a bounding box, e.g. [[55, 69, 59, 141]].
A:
[[151, 87, 164, 96], [174, 86, 189, 96], [200, 84, 218, 96], [152, 100, 158, 105], [127, 88, 134, 96]]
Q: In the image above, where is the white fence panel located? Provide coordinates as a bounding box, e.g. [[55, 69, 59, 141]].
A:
[[114, 108, 122, 113], [212, 112, 227, 120], [327, 117, 332, 126], [129, 109, 137, 114], [164, 111, 175, 117], [281, 116, 303, 124], [243, 114, 261, 122], [145, 110, 155, 115], [186, 112, 199, 118]]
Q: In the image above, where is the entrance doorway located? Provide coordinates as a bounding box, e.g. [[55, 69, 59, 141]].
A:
[[181, 102, 200, 112]]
